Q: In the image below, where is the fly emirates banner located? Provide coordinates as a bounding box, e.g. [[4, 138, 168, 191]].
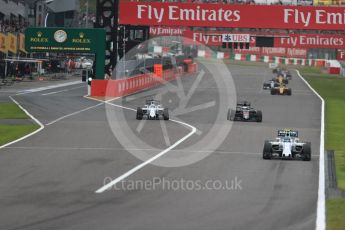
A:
[[120, 2, 345, 30]]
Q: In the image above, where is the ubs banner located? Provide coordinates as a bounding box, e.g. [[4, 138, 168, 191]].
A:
[[120, 2, 345, 30], [183, 30, 345, 49]]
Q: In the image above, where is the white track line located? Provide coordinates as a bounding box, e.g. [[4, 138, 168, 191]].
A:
[[45, 102, 104, 126], [95, 102, 197, 194], [0, 97, 45, 150], [45, 95, 120, 126], [46, 95, 119, 126], [41, 86, 85, 96], [295, 70, 325, 230], [15, 81, 82, 96]]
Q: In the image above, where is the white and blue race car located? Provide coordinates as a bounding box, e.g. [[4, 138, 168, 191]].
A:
[[136, 99, 169, 120], [263, 129, 311, 161]]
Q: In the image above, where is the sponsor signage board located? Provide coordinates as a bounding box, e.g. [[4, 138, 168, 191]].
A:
[[120, 2, 345, 30], [222, 34, 250, 43]]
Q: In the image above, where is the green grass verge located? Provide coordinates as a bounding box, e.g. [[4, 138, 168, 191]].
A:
[[0, 124, 39, 146], [0, 102, 39, 146], [298, 67, 345, 189], [0, 102, 29, 119], [298, 66, 345, 230], [327, 199, 345, 230]]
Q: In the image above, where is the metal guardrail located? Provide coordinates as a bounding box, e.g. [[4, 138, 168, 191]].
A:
[[326, 150, 345, 198]]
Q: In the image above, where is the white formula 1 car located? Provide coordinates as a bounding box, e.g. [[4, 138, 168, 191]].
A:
[[136, 99, 169, 120], [263, 129, 311, 161]]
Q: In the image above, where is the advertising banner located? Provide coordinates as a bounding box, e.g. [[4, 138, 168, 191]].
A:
[[274, 33, 345, 48], [120, 2, 345, 30], [150, 26, 189, 37], [232, 47, 261, 55], [183, 31, 256, 46], [19, 33, 26, 53], [6, 33, 17, 54], [0, 33, 6, 53], [337, 49, 345, 60], [261, 47, 286, 56], [184, 30, 345, 49], [25, 28, 106, 79], [222, 34, 250, 43], [286, 48, 308, 58], [183, 31, 223, 45]]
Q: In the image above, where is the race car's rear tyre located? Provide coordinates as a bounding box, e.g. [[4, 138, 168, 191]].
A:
[[286, 89, 292, 96], [256, 111, 262, 122], [303, 142, 311, 161], [263, 141, 272, 160], [270, 89, 276, 95], [163, 108, 169, 120], [136, 107, 143, 120], [284, 79, 289, 84]]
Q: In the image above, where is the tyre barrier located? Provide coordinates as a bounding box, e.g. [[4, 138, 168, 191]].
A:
[[200, 51, 328, 68]]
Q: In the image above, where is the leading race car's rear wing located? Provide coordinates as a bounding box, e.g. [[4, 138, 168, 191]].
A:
[[145, 99, 160, 105], [278, 129, 298, 138], [237, 101, 251, 107]]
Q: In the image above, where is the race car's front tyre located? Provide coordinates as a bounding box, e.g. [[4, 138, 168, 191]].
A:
[[136, 107, 143, 120], [303, 142, 311, 161], [163, 108, 169, 120], [263, 141, 272, 159], [270, 89, 276, 95], [256, 111, 262, 122], [227, 109, 235, 121], [287, 89, 292, 96]]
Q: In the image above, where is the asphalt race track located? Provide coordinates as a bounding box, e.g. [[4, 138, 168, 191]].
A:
[[0, 61, 321, 230]]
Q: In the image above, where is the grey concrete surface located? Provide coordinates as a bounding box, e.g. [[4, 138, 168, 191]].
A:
[[0, 62, 321, 230]]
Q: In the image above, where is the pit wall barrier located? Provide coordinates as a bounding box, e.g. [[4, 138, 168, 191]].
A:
[[199, 51, 328, 68], [91, 65, 197, 97]]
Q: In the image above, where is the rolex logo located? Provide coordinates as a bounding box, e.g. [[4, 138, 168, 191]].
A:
[[79, 32, 85, 39], [37, 32, 43, 37]]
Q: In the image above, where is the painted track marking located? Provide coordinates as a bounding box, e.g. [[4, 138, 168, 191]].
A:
[[95, 101, 197, 194], [45, 102, 104, 126], [296, 70, 325, 230], [15, 81, 82, 96], [41, 86, 85, 96]]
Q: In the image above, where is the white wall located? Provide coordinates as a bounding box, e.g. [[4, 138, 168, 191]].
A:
[[49, 0, 79, 13]]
